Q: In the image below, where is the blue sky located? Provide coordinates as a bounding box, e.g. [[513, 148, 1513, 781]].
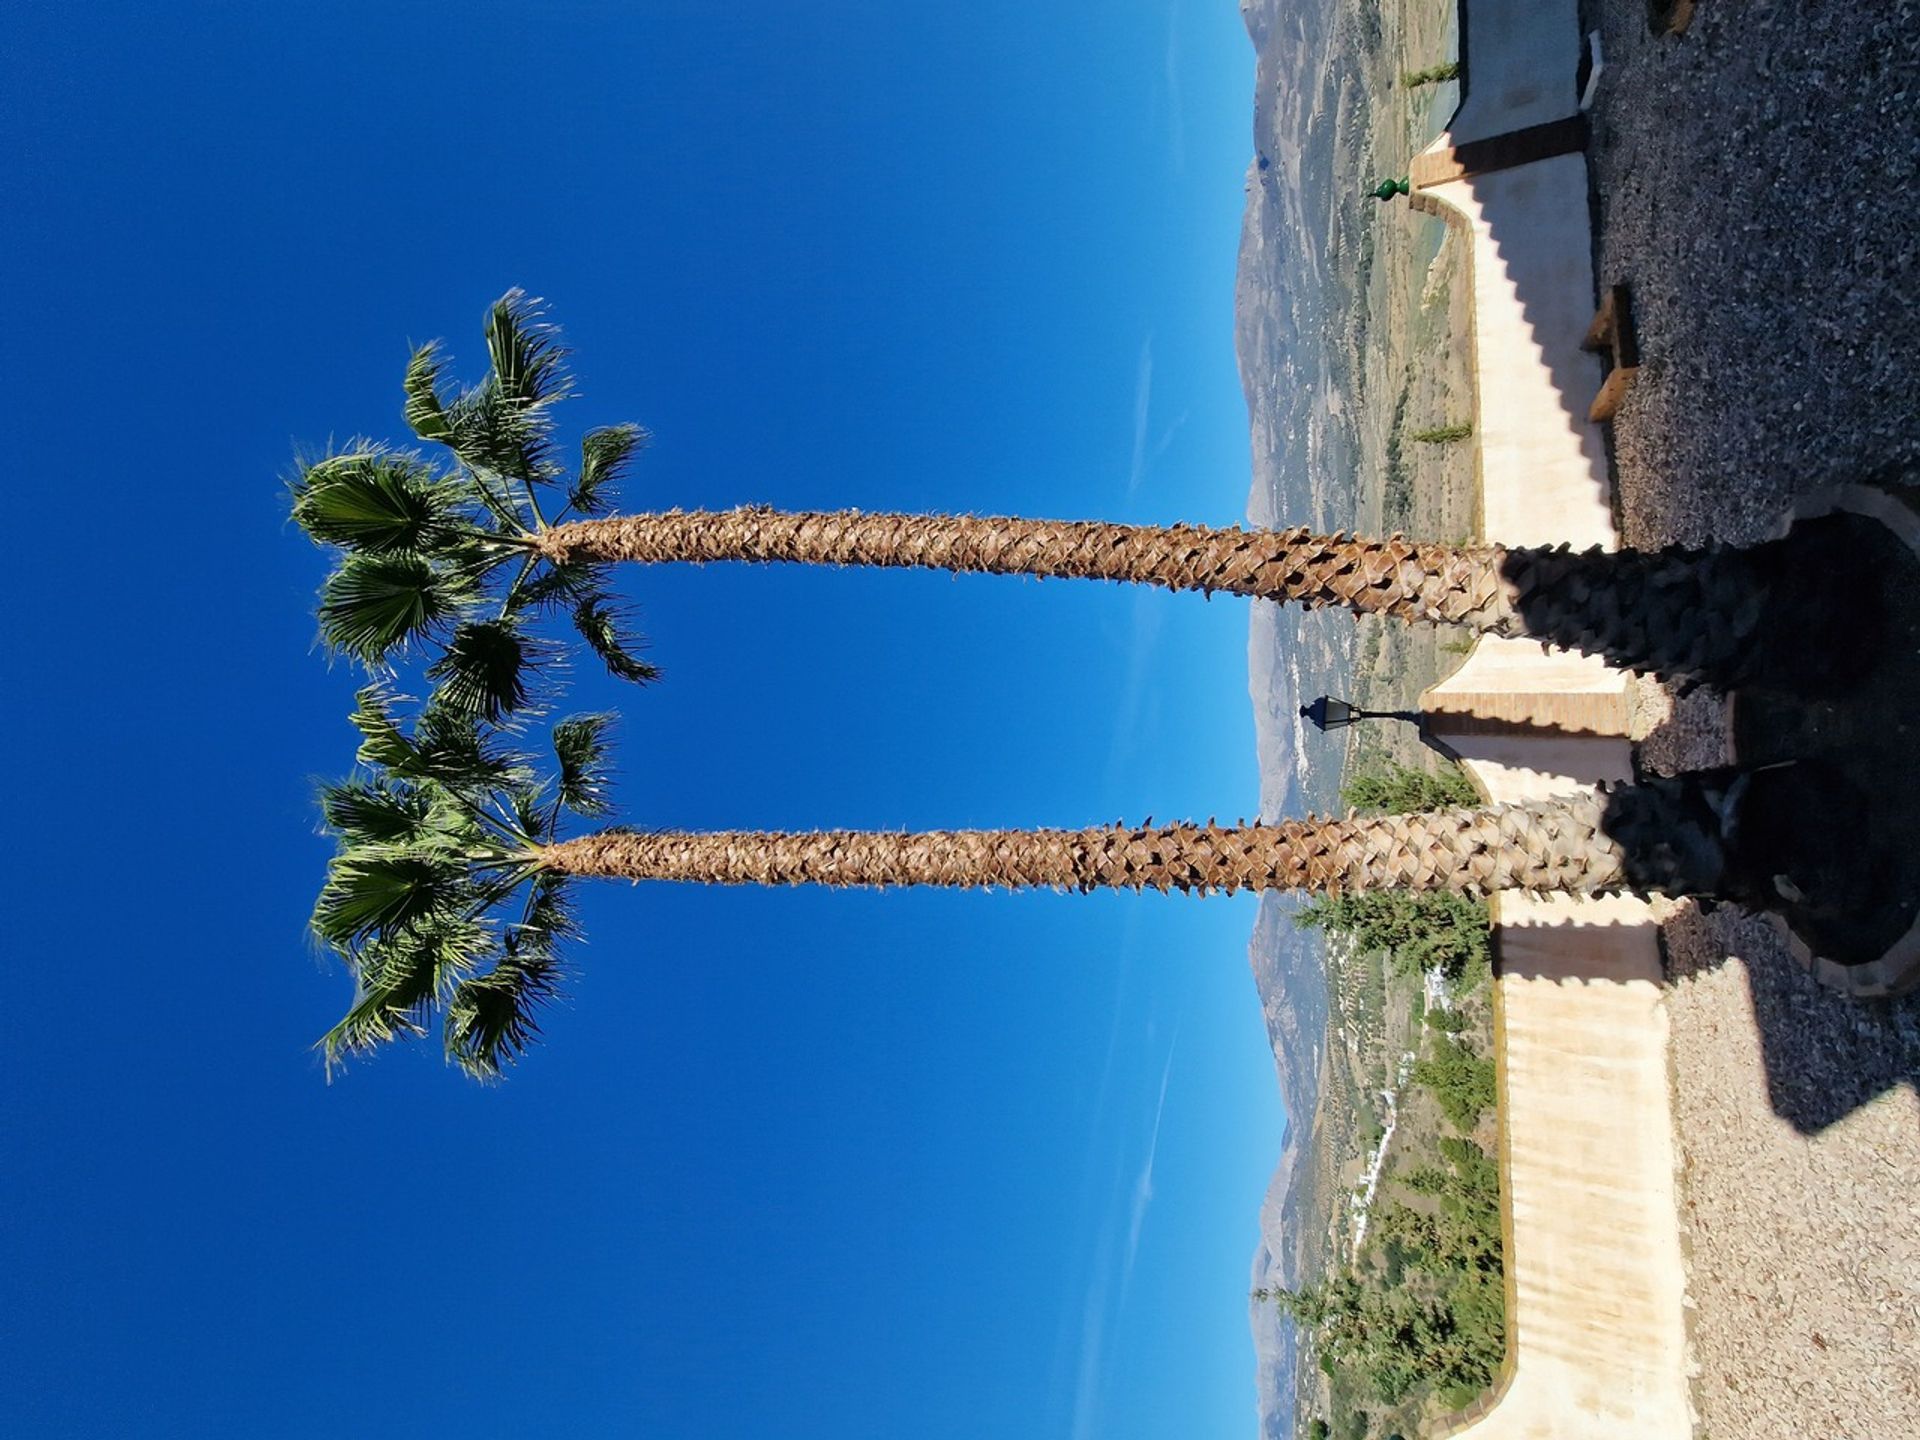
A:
[[1, 3, 1281, 1436]]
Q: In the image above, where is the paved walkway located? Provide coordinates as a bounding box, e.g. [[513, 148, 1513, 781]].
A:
[[1407, 2, 1695, 1436]]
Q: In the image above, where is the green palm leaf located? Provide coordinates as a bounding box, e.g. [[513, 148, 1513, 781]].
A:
[[402, 342, 454, 442], [572, 593, 661, 685], [426, 617, 538, 723], [292, 451, 455, 554], [443, 943, 565, 1081], [485, 289, 570, 410], [570, 424, 648, 517], [320, 773, 490, 852], [320, 777, 434, 846], [552, 714, 616, 817], [516, 558, 602, 611], [318, 551, 477, 665], [310, 846, 465, 947], [504, 778, 554, 841], [518, 871, 579, 944], [348, 686, 420, 772], [443, 378, 555, 484], [319, 916, 489, 1073], [410, 703, 532, 790]]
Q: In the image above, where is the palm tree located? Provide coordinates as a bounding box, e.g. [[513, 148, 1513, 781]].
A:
[[291, 292, 659, 724], [313, 692, 1822, 1078], [292, 292, 1852, 723]]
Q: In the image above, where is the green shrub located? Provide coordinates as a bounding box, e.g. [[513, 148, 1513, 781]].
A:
[[1413, 1033, 1497, 1131], [1290, 1135, 1506, 1416], [1402, 61, 1462, 88], [1341, 760, 1479, 814], [1411, 422, 1473, 443], [1383, 382, 1414, 530], [1295, 889, 1492, 990]]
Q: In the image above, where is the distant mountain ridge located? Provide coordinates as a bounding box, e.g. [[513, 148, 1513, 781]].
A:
[[1234, 0, 1371, 1433]]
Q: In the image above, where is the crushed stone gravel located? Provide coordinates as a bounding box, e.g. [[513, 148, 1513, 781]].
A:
[[1591, 2, 1920, 1435]]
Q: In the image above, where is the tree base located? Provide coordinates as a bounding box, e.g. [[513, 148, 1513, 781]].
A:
[[1729, 481, 1920, 996]]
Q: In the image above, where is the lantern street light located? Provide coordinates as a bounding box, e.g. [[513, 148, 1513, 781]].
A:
[[1299, 694, 1425, 733]]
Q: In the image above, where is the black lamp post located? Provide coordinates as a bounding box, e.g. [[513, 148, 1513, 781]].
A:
[[1299, 694, 1424, 733]]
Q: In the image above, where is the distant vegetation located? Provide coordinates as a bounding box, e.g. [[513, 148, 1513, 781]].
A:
[[1411, 423, 1473, 444], [1402, 61, 1462, 88], [1412, 1031, 1497, 1131], [1341, 759, 1480, 814], [1275, 1128, 1503, 1410], [1305, 768, 1497, 990], [1382, 379, 1414, 531], [1300, 762, 1493, 992], [1278, 760, 1505, 1433], [1270, 1052, 1504, 1420], [1296, 889, 1492, 992]]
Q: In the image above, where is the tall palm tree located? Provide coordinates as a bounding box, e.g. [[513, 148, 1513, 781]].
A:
[[292, 292, 659, 723], [314, 692, 1819, 1078], [292, 292, 1848, 724]]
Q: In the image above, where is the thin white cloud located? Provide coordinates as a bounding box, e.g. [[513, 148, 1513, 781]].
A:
[[1128, 335, 1190, 498], [1120, 1041, 1178, 1301], [1150, 407, 1191, 472], [1065, 1035, 1180, 1440], [1068, 1267, 1111, 1440], [1128, 336, 1155, 494]]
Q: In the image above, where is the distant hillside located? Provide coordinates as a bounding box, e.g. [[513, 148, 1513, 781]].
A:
[[1244, 892, 1330, 1437], [1234, 0, 1384, 1433]]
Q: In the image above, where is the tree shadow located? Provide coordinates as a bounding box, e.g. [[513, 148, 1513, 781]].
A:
[[1663, 905, 1920, 1135], [1407, 1, 1920, 1137]]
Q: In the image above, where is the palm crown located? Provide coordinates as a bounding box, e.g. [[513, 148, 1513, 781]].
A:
[[292, 290, 658, 722], [311, 687, 618, 1079]]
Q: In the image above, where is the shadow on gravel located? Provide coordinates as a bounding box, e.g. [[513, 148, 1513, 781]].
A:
[[1662, 905, 1920, 1135]]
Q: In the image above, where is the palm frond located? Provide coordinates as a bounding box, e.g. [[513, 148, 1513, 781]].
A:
[[425, 617, 541, 723], [570, 424, 649, 516], [310, 846, 466, 947], [444, 378, 556, 485], [552, 713, 616, 817], [572, 593, 661, 685], [318, 551, 477, 666], [318, 983, 431, 1072], [410, 703, 534, 793], [485, 289, 570, 410], [517, 559, 603, 612], [443, 943, 565, 1080], [292, 450, 458, 555], [318, 916, 489, 1073], [518, 871, 580, 944], [402, 342, 454, 442], [348, 686, 418, 772], [504, 778, 554, 841], [320, 776, 433, 845]]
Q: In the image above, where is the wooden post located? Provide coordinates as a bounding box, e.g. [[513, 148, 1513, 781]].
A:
[[1583, 284, 1641, 424]]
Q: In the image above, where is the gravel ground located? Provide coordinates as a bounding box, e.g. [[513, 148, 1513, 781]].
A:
[[1588, 2, 1920, 1436]]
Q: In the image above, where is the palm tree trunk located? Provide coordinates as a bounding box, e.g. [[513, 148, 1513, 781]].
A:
[[534, 507, 1782, 688], [532, 787, 1712, 898]]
